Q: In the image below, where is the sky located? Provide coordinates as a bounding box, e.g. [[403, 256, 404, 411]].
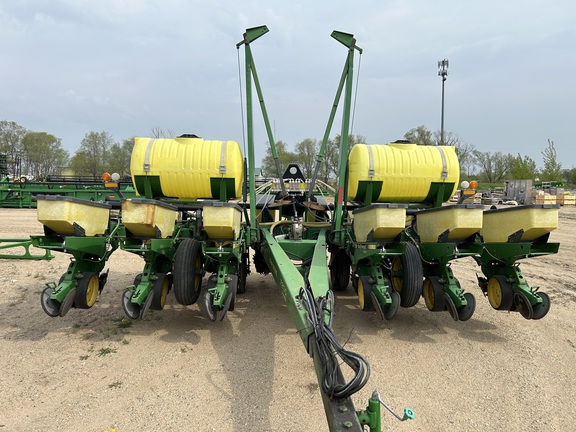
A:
[[1, 0, 575, 170]]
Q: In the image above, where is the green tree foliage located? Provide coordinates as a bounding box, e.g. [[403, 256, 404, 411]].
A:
[[563, 168, 576, 186], [294, 138, 318, 179], [21, 132, 69, 180], [71, 131, 116, 176], [540, 139, 562, 181], [108, 138, 134, 177], [509, 154, 538, 180], [0, 120, 27, 165], [404, 125, 434, 145], [260, 141, 296, 178], [324, 134, 365, 182], [472, 151, 514, 183]]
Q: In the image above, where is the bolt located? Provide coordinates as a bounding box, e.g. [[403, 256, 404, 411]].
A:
[[338, 405, 348, 413], [342, 421, 353, 429]]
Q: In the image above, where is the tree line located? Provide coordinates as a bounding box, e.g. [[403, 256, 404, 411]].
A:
[[1, 119, 574, 186]]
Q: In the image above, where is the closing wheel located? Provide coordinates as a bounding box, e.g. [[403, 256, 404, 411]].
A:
[[383, 288, 400, 320], [357, 277, 374, 312], [59, 288, 77, 317], [487, 275, 514, 311], [457, 292, 476, 321], [41, 287, 60, 317], [514, 292, 534, 319], [391, 243, 423, 307], [423, 276, 446, 312], [151, 273, 171, 310], [237, 253, 249, 294], [204, 291, 216, 322], [139, 291, 154, 319], [174, 238, 203, 305], [444, 293, 458, 321], [75, 272, 100, 309], [121, 290, 140, 319], [531, 292, 551, 320], [330, 252, 351, 292]]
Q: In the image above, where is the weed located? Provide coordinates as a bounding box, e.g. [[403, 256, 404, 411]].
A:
[[97, 347, 117, 357], [79, 355, 89, 360], [108, 381, 122, 389], [121, 339, 129, 345]]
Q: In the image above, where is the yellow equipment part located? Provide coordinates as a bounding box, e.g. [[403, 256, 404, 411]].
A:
[[352, 203, 407, 241], [202, 201, 242, 240], [415, 204, 484, 243], [130, 137, 244, 200], [348, 142, 459, 203], [121, 198, 178, 238], [36, 195, 110, 236], [481, 204, 559, 242]]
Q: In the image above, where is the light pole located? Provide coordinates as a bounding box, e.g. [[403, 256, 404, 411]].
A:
[[438, 59, 449, 145]]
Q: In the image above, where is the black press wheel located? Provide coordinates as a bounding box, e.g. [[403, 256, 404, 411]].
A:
[[151, 273, 171, 310], [514, 292, 534, 319], [75, 272, 100, 309], [444, 293, 458, 321], [173, 238, 203, 305], [531, 292, 551, 320], [457, 292, 476, 321], [423, 276, 446, 312], [237, 252, 249, 294], [41, 287, 60, 317], [487, 275, 514, 311], [59, 288, 77, 317], [391, 243, 423, 307], [330, 252, 351, 292], [122, 289, 140, 319]]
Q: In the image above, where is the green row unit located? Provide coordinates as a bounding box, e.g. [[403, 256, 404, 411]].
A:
[[0, 178, 137, 208]]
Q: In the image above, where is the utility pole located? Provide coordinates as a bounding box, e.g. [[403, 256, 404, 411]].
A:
[[438, 59, 449, 145]]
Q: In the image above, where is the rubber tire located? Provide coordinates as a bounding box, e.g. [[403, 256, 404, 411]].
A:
[[457, 292, 476, 321], [391, 243, 423, 308], [358, 277, 374, 312], [41, 287, 60, 317], [487, 275, 514, 311], [151, 273, 171, 310], [122, 290, 140, 319], [330, 252, 351, 292], [173, 238, 203, 305], [75, 272, 99, 309]]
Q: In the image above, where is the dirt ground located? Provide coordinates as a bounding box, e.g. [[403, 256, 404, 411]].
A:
[[0, 207, 575, 432]]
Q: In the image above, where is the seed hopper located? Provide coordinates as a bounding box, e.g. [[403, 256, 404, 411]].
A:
[[1, 26, 561, 431]]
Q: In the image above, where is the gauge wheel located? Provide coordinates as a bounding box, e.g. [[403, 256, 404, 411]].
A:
[[75, 272, 100, 309], [121, 289, 140, 319], [151, 273, 171, 310], [423, 276, 446, 311], [41, 287, 60, 317], [531, 292, 551, 320], [514, 292, 533, 319], [357, 276, 374, 312], [487, 275, 514, 311], [457, 292, 476, 321], [173, 238, 203, 305], [391, 243, 423, 307], [330, 252, 351, 292]]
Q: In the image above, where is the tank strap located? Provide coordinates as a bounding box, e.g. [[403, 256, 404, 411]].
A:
[[143, 138, 156, 172], [367, 145, 375, 178], [220, 141, 227, 174], [436, 146, 448, 179]]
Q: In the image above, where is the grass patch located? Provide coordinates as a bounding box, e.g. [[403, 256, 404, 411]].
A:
[[97, 347, 117, 357]]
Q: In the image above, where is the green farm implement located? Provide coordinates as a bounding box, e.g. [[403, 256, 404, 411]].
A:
[[0, 26, 561, 431]]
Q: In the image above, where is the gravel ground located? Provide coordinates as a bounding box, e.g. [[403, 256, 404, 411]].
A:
[[0, 207, 575, 432]]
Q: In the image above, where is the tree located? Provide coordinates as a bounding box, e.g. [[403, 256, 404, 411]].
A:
[[0, 120, 27, 170], [563, 168, 576, 186], [540, 139, 562, 182], [294, 138, 318, 179], [70, 131, 115, 176], [324, 134, 366, 182], [509, 154, 538, 180], [21, 132, 69, 180], [404, 125, 434, 145], [260, 141, 296, 178], [473, 151, 514, 183], [107, 138, 134, 177]]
